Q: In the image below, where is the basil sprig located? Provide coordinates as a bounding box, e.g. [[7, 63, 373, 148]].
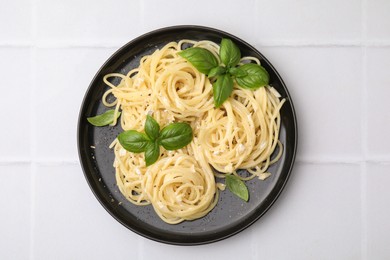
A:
[[118, 130, 150, 153], [87, 109, 121, 126], [220, 38, 241, 67], [178, 47, 219, 74], [225, 174, 249, 201], [117, 115, 193, 166], [213, 74, 233, 108], [159, 122, 193, 150], [235, 63, 269, 89], [179, 38, 269, 107]]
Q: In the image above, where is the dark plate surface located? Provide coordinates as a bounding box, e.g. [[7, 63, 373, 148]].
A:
[[77, 25, 297, 245]]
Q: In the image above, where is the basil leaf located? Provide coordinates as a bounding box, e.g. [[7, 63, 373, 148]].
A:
[[145, 142, 160, 166], [220, 38, 241, 67], [229, 67, 247, 78], [179, 47, 219, 74], [87, 110, 121, 127], [235, 63, 269, 89], [145, 115, 160, 140], [208, 66, 226, 78], [117, 130, 151, 153], [159, 123, 193, 150], [213, 74, 233, 108], [226, 175, 249, 202]]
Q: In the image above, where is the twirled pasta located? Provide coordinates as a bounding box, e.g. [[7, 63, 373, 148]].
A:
[[143, 152, 217, 224], [103, 40, 284, 224]]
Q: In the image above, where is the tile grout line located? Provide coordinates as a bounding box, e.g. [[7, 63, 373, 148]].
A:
[[29, 152, 36, 260], [360, 0, 368, 258], [29, 0, 37, 258], [139, 0, 145, 30], [29, 59, 37, 260], [252, 2, 259, 258], [0, 159, 79, 165], [1, 157, 390, 166], [137, 1, 145, 258], [28, 57, 36, 258], [2, 40, 390, 49]]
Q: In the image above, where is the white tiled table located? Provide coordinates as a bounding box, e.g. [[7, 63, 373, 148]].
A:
[[1, 0, 390, 259]]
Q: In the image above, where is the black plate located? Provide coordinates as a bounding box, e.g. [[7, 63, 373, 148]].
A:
[[77, 25, 297, 245]]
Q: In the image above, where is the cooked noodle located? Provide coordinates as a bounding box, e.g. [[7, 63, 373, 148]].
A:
[[102, 40, 284, 224]]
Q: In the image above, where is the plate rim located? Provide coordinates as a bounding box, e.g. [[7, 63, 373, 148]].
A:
[[77, 25, 298, 245]]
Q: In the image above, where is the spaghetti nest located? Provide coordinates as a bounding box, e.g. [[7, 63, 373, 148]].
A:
[[103, 40, 285, 224]]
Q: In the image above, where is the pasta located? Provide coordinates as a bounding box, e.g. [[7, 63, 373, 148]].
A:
[[102, 40, 285, 224]]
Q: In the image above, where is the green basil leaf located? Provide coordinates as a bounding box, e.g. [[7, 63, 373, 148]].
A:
[[213, 74, 233, 108], [87, 110, 121, 127], [225, 174, 249, 202], [179, 47, 219, 74], [159, 123, 193, 150], [117, 130, 151, 153], [145, 115, 160, 141], [229, 67, 247, 78], [235, 63, 269, 89], [220, 38, 241, 67], [145, 142, 160, 166], [208, 66, 226, 78]]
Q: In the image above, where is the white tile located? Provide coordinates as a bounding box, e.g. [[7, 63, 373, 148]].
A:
[[366, 163, 390, 259], [142, 228, 255, 260], [0, 164, 30, 260], [33, 164, 141, 260], [36, 0, 142, 44], [255, 0, 361, 43], [367, 0, 390, 40], [366, 48, 390, 158], [0, 1, 31, 42], [0, 48, 31, 160], [140, 163, 362, 260], [250, 162, 362, 259], [34, 47, 117, 160], [259, 46, 362, 161], [142, 0, 257, 41]]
